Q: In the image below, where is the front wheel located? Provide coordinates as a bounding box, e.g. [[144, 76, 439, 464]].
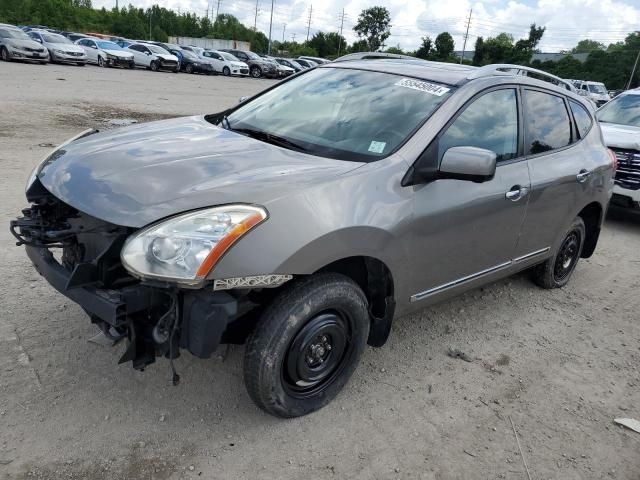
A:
[[250, 66, 262, 78], [222, 66, 231, 76], [97, 56, 106, 67], [150, 60, 159, 71], [244, 273, 370, 418], [1, 47, 11, 61], [185, 63, 193, 74], [532, 217, 585, 289]]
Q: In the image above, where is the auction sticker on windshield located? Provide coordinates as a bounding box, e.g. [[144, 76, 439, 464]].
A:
[[368, 141, 386, 154], [395, 78, 450, 96]]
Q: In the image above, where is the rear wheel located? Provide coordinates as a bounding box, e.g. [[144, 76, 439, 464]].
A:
[[250, 65, 262, 78], [1, 47, 10, 62], [222, 66, 231, 76], [532, 217, 585, 289], [244, 273, 369, 418]]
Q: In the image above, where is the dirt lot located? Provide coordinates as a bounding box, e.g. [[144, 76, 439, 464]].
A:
[[0, 61, 639, 480]]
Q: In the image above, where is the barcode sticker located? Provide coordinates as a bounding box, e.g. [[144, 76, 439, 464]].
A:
[[395, 78, 450, 96]]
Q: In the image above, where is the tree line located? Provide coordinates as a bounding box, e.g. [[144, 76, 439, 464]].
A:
[[0, 1, 637, 89]]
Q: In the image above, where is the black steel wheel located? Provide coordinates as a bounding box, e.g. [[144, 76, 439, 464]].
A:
[[532, 217, 585, 289], [244, 273, 370, 417], [222, 66, 231, 76]]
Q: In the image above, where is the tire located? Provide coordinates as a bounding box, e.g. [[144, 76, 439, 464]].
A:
[[250, 66, 262, 78], [244, 273, 370, 418], [97, 56, 105, 68], [185, 63, 193, 74], [532, 217, 585, 289], [77, 62, 85, 67], [150, 60, 159, 72], [1, 47, 10, 62], [222, 66, 231, 76], [39, 61, 47, 65]]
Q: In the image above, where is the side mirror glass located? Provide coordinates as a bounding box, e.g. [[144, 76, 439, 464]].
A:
[[439, 146, 497, 183]]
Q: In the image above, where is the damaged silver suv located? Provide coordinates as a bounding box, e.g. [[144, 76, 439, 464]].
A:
[[11, 58, 615, 417]]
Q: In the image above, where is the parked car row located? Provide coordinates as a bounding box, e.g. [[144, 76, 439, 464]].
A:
[[1, 23, 330, 80]]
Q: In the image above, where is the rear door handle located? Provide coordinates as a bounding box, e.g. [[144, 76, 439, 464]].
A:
[[576, 169, 592, 183], [505, 185, 529, 201]]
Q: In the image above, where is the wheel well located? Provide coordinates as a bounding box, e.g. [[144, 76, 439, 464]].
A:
[[577, 202, 603, 258], [317, 256, 396, 347]]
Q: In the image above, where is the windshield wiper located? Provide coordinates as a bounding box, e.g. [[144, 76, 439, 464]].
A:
[[220, 115, 231, 130], [232, 127, 308, 152]]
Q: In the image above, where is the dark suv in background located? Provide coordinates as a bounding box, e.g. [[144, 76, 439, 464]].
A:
[[219, 48, 278, 78]]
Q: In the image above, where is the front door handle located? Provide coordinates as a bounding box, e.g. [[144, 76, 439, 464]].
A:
[[576, 169, 592, 183], [506, 185, 529, 201]]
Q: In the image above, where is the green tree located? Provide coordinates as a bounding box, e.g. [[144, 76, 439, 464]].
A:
[[472, 37, 485, 65], [572, 39, 606, 54], [415, 36, 433, 60], [434, 32, 454, 60], [353, 6, 391, 51]]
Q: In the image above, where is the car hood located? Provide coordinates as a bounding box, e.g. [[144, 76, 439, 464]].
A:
[[103, 48, 133, 58], [49, 42, 84, 53], [600, 122, 640, 150], [37, 116, 363, 228], [7, 38, 43, 49], [155, 53, 177, 61], [232, 61, 247, 68]]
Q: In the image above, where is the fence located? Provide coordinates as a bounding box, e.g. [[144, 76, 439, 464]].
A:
[[169, 37, 251, 51]]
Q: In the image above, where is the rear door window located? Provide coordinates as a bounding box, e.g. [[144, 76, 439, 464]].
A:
[[438, 89, 519, 163], [569, 100, 593, 138], [523, 90, 572, 155]]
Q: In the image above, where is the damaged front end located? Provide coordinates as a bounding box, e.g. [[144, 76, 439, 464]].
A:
[[10, 184, 240, 380]]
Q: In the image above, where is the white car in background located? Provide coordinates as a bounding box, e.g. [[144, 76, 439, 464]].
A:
[[27, 30, 86, 65], [597, 89, 640, 210], [126, 42, 179, 72], [201, 50, 249, 76], [0, 25, 49, 63], [76, 38, 134, 68]]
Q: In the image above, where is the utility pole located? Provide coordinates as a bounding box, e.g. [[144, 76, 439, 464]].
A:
[[460, 8, 472, 64], [115, 0, 119, 9], [282, 23, 287, 43], [216, 0, 221, 19], [337, 8, 346, 56], [267, 0, 274, 54], [291, 33, 296, 43], [627, 49, 640, 90], [306, 4, 312, 42], [148, 8, 152, 40], [254, 0, 259, 30]]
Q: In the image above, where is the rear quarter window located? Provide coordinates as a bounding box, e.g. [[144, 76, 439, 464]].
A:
[[569, 100, 593, 138], [524, 90, 572, 155]]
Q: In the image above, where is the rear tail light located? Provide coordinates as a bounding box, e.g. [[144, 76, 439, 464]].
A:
[[608, 149, 618, 171]]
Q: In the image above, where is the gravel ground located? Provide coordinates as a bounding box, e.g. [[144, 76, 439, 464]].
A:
[[0, 61, 639, 480]]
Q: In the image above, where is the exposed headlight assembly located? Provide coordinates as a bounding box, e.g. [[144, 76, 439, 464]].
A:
[[121, 206, 267, 286]]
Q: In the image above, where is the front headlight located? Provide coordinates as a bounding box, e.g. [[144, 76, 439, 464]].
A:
[[53, 49, 64, 54], [121, 205, 267, 286]]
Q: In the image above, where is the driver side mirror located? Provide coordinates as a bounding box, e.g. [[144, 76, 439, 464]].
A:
[[439, 146, 497, 183]]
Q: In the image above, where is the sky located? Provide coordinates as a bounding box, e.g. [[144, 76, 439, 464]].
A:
[[93, 0, 640, 53]]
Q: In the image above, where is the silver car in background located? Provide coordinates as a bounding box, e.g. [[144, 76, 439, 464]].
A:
[[27, 30, 87, 66], [0, 26, 49, 64]]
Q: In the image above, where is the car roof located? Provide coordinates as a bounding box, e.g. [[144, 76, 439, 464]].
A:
[[328, 59, 476, 86]]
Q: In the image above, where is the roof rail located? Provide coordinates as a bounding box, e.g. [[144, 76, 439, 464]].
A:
[[333, 52, 421, 63], [467, 64, 576, 92]]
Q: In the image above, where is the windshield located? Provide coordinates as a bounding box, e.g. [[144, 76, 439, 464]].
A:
[[219, 52, 238, 61], [147, 44, 168, 54], [42, 33, 71, 44], [181, 50, 198, 60], [224, 68, 453, 162], [245, 51, 261, 60], [588, 84, 607, 94], [596, 94, 640, 127], [0, 28, 31, 40], [96, 41, 121, 50]]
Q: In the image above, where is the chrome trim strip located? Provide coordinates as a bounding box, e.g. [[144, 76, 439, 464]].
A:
[[513, 247, 550, 263], [410, 261, 512, 303], [410, 247, 551, 303]]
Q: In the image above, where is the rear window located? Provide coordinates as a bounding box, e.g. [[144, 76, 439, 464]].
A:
[[524, 90, 572, 155], [569, 100, 593, 138]]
